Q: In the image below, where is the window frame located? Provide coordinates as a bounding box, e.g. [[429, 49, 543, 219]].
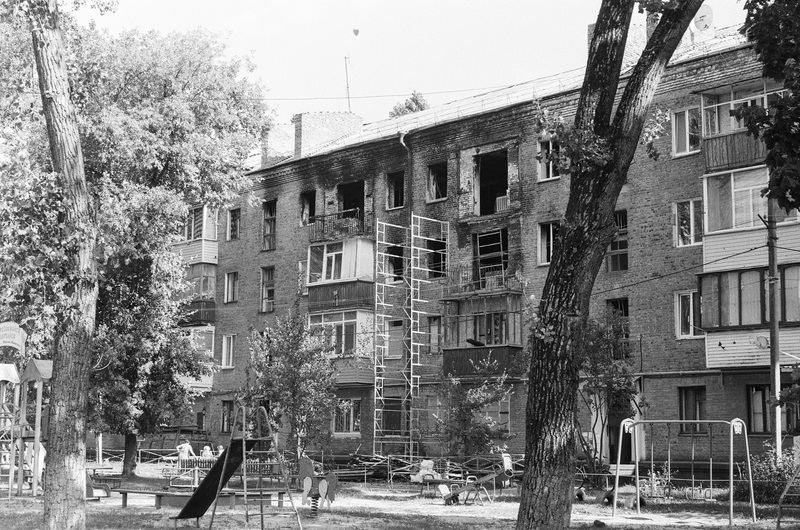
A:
[[671, 106, 701, 156], [309, 311, 358, 357], [478, 396, 512, 435], [221, 334, 236, 368], [333, 398, 362, 435], [227, 208, 241, 241], [260, 267, 275, 313], [221, 400, 234, 433], [539, 221, 559, 265], [747, 384, 796, 434], [386, 319, 405, 359], [427, 315, 441, 355], [307, 242, 344, 284], [538, 138, 561, 181], [426, 162, 448, 202], [679, 386, 707, 433], [386, 170, 405, 210], [676, 290, 701, 339], [605, 210, 629, 272], [262, 199, 277, 251], [300, 190, 316, 226], [675, 198, 704, 247], [224, 272, 239, 303]]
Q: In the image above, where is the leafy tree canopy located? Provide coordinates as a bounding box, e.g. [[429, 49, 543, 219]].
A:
[[243, 307, 337, 458], [738, 0, 800, 211], [389, 90, 429, 118]]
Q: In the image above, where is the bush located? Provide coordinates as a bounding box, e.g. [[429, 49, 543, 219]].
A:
[[733, 442, 797, 504]]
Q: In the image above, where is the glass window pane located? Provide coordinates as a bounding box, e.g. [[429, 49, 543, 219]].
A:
[[741, 271, 762, 325], [688, 108, 701, 151], [674, 111, 687, 153], [785, 266, 800, 322], [701, 275, 719, 328]]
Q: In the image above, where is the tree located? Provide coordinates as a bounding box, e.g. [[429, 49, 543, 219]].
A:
[[389, 90, 430, 117], [736, 0, 800, 212], [0, 5, 270, 524], [1, 1, 99, 528], [517, 2, 704, 528], [430, 364, 511, 458], [574, 311, 643, 485], [243, 307, 337, 458]]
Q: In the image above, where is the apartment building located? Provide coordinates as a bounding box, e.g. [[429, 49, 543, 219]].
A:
[[206, 26, 797, 463]]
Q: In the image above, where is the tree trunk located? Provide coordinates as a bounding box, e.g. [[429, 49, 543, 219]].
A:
[[516, 3, 702, 529], [28, 2, 98, 529], [121, 433, 138, 476]]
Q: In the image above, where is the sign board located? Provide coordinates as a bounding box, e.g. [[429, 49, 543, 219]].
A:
[[0, 321, 27, 355]]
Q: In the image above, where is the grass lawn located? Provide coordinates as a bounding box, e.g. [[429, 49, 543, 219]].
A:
[[1, 462, 797, 529]]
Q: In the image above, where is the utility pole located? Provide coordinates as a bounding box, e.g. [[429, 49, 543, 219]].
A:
[[767, 197, 782, 457]]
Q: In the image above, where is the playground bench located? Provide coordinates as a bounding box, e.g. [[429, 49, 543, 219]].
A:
[[115, 489, 191, 509]]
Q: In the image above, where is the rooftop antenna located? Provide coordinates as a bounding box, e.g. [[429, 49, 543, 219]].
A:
[[345, 29, 359, 113]]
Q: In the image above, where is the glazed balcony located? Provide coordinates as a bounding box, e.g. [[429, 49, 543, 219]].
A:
[[181, 300, 216, 326], [307, 280, 375, 312]]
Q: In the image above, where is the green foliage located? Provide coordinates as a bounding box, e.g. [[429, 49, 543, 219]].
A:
[[733, 442, 797, 504], [0, 18, 270, 456], [430, 361, 512, 457], [389, 91, 430, 118], [575, 310, 643, 475], [737, 0, 800, 212], [243, 307, 337, 457]]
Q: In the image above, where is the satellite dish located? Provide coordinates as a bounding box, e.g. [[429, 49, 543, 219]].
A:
[[694, 4, 713, 32]]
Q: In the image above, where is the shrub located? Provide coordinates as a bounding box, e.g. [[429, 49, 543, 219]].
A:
[[733, 442, 797, 504]]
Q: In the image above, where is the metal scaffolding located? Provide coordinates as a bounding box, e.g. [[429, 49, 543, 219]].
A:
[[374, 213, 448, 457]]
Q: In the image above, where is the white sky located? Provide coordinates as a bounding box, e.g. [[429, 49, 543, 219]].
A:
[[74, 0, 747, 125]]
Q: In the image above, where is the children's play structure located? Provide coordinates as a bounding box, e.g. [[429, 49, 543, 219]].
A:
[[610, 417, 756, 525], [0, 358, 51, 499], [170, 403, 313, 530]]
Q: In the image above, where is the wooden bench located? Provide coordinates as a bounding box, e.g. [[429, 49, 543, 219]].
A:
[[115, 488, 282, 510]]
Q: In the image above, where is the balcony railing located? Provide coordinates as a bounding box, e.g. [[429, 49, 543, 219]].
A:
[[181, 299, 215, 325], [332, 357, 374, 386], [442, 346, 524, 377], [442, 263, 522, 297], [308, 208, 374, 242], [703, 131, 768, 173], [308, 280, 375, 312]]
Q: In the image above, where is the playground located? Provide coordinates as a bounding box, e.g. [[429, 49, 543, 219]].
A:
[[0, 460, 791, 530]]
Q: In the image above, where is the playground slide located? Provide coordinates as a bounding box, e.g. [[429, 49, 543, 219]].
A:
[[175, 438, 257, 520]]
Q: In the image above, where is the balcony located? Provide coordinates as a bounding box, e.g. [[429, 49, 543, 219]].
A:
[[181, 300, 215, 326], [442, 264, 522, 298], [442, 346, 525, 377], [179, 372, 213, 391], [308, 280, 375, 312], [703, 131, 768, 173], [332, 357, 374, 386], [308, 208, 374, 242]]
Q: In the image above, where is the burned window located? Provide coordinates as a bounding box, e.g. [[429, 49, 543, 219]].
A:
[[606, 210, 628, 272], [387, 171, 405, 209], [300, 190, 316, 225], [427, 162, 447, 201], [427, 238, 447, 278], [338, 180, 365, 216], [475, 150, 508, 216], [386, 245, 404, 282], [474, 228, 508, 289]]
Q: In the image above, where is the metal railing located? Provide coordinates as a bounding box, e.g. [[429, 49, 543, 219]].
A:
[[308, 208, 374, 242]]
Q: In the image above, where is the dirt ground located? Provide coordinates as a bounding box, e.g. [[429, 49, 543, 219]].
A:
[[0, 462, 793, 529]]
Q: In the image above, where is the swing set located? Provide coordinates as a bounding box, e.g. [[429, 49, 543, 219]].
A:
[[611, 417, 756, 526]]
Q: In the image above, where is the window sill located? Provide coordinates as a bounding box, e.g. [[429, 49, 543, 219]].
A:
[[706, 218, 799, 236], [676, 335, 704, 340], [671, 150, 701, 159], [537, 262, 551, 267], [223, 301, 238, 304], [261, 248, 276, 252], [426, 198, 447, 204], [219, 366, 235, 371], [675, 242, 703, 249], [386, 206, 405, 212], [258, 310, 275, 315], [332, 432, 361, 439], [537, 176, 561, 183]]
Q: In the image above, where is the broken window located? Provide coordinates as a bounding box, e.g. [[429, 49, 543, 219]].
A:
[[386, 245, 404, 282], [300, 190, 316, 225], [427, 238, 447, 278], [606, 210, 628, 272], [338, 180, 365, 217], [475, 150, 508, 215], [262, 200, 277, 250], [427, 162, 447, 201], [474, 228, 508, 289], [539, 139, 561, 180], [387, 171, 405, 209], [227, 208, 240, 240]]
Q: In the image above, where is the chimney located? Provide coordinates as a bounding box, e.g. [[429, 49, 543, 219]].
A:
[[646, 11, 660, 41], [293, 112, 363, 159]]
